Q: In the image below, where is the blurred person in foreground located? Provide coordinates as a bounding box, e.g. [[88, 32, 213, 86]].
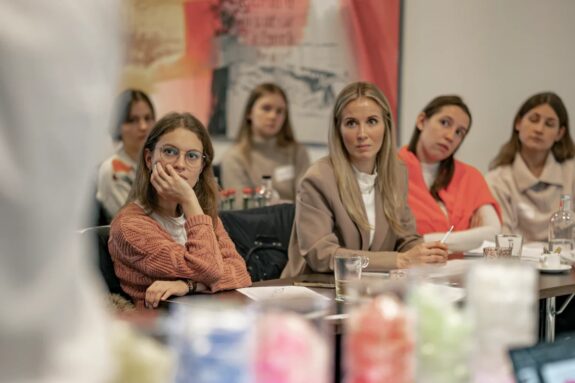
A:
[[0, 1, 121, 382]]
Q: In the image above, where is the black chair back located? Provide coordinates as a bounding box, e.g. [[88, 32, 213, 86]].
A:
[[81, 225, 130, 300], [219, 204, 295, 281], [212, 163, 222, 188]]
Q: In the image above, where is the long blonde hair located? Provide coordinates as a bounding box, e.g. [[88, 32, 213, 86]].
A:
[[127, 112, 219, 223], [329, 82, 405, 233]]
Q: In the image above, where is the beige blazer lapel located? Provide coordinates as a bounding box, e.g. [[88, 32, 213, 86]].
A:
[[357, 220, 370, 251]]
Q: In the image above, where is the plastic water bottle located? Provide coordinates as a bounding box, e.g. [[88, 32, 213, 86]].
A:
[[255, 175, 279, 207], [169, 301, 253, 383], [219, 189, 228, 211], [548, 194, 575, 253]]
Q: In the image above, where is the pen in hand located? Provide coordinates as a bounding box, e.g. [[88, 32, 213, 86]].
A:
[[440, 225, 455, 244]]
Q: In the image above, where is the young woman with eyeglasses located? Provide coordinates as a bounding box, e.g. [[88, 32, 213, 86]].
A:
[[109, 112, 251, 308]]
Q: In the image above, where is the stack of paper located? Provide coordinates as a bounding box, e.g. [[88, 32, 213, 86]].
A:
[[237, 286, 331, 301]]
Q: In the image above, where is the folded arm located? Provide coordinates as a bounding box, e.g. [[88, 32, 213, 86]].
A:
[[110, 213, 226, 285], [295, 181, 403, 272], [423, 204, 501, 252]]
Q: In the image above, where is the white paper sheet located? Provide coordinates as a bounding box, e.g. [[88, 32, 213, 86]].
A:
[[237, 286, 331, 301], [521, 245, 545, 262], [421, 282, 466, 304], [466, 240, 496, 256], [416, 259, 476, 279]]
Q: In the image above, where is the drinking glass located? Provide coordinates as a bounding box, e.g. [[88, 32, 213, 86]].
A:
[[343, 278, 414, 383], [168, 299, 253, 383], [495, 234, 523, 257], [483, 247, 498, 258], [334, 254, 369, 301], [255, 296, 332, 383]]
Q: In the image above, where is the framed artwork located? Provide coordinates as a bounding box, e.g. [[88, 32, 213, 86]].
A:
[[121, 0, 400, 143]]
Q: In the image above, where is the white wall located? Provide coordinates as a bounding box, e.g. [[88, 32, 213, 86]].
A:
[[399, 0, 575, 172], [108, 1, 575, 173]]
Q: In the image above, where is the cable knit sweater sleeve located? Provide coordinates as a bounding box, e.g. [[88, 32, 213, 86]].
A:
[[109, 204, 251, 302], [209, 217, 252, 292]]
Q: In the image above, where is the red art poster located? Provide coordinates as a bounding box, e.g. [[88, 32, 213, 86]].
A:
[[121, 0, 400, 143]]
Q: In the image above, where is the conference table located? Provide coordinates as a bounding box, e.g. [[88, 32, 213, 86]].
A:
[[168, 259, 575, 383], [538, 266, 575, 341], [174, 257, 575, 342]]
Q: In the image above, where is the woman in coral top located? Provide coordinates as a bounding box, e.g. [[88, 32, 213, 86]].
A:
[[398, 95, 501, 252], [109, 112, 251, 308]]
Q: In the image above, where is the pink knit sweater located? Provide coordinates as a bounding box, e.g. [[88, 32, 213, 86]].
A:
[[109, 203, 251, 307]]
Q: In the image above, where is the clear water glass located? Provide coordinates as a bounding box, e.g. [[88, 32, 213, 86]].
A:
[[495, 234, 523, 257], [334, 254, 369, 301]]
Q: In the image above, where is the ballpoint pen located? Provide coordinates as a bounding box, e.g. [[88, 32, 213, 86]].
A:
[[440, 225, 455, 244]]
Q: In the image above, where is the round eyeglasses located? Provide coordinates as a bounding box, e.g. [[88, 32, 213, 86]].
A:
[[158, 144, 206, 169]]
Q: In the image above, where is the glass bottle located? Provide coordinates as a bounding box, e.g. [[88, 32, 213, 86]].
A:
[[548, 194, 575, 253], [254, 186, 264, 208], [219, 188, 228, 211], [242, 187, 254, 210], [227, 188, 236, 211], [256, 175, 280, 207]]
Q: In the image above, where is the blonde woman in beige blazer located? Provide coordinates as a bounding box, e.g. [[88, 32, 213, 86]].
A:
[[282, 82, 448, 277]]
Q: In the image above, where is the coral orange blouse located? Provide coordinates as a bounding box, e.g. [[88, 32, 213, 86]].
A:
[[398, 146, 501, 234]]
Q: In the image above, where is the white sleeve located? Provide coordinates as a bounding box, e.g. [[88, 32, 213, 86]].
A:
[[424, 205, 501, 252], [0, 1, 120, 382], [96, 158, 126, 218]]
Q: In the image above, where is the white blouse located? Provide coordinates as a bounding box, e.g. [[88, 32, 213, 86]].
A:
[[353, 167, 377, 247], [150, 212, 187, 245]]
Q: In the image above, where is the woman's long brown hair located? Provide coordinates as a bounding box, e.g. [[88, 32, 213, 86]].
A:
[[127, 112, 219, 223], [489, 92, 574, 169], [235, 83, 296, 162], [407, 95, 472, 201]]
